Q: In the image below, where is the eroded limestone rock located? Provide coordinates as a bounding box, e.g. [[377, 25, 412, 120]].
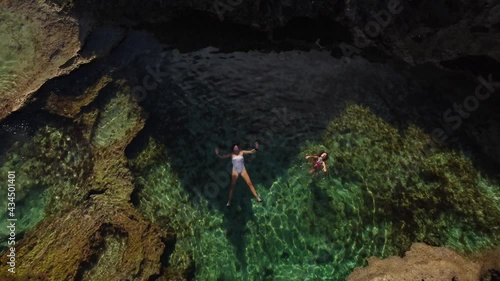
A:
[[0, 0, 85, 120], [0, 82, 187, 280], [347, 243, 499, 281]]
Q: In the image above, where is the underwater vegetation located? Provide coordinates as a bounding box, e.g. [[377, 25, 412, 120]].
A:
[[0, 123, 92, 250], [91, 82, 144, 149], [132, 103, 499, 280], [321, 104, 499, 253]]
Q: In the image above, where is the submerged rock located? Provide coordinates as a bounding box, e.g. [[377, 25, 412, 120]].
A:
[[0, 81, 190, 280], [0, 201, 169, 280]]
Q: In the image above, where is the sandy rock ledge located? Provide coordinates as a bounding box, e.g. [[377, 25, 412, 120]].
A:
[[348, 243, 500, 281]]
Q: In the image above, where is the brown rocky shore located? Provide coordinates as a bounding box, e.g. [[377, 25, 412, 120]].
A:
[[0, 0, 84, 120], [348, 243, 500, 281]]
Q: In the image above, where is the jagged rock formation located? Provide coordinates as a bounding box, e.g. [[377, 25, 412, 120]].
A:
[[339, 0, 500, 65], [0, 0, 130, 120], [0, 0, 84, 120], [47, 0, 500, 64], [0, 79, 191, 279], [348, 243, 500, 281], [0, 201, 168, 280]]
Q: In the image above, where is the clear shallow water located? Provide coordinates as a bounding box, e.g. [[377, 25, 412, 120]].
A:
[[129, 49, 500, 280], [134, 152, 392, 280], [0, 123, 92, 250], [133, 116, 499, 280], [0, 33, 498, 280]]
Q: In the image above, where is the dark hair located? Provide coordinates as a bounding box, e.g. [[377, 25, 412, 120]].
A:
[[317, 151, 329, 160], [232, 143, 240, 155]]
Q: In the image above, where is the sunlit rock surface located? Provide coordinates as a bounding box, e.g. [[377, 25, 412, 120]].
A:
[[348, 243, 500, 281], [0, 0, 129, 121], [0, 0, 85, 120]]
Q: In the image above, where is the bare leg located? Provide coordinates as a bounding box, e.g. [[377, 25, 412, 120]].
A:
[[308, 159, 316, 174], [240, 169, 261, 201], [227, 170, 238, 206]]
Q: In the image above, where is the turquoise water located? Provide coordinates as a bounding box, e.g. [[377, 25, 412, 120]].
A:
[[129, 49, 500, 280], [0, 35, 498, 280], [0, 122, 92, 250], [132, 108, 499, 280], [133, 149, 392, 280]]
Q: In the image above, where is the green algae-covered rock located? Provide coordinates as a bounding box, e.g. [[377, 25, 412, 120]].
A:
[[0, 123, 92, 250], [133, 103, 498, 281], [91, 83, 144, 149], [320, 104, 500, 253]]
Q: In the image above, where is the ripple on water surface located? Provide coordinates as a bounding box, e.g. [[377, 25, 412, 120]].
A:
[[131, 49, 499, 280], [0, 123, 91, 251]]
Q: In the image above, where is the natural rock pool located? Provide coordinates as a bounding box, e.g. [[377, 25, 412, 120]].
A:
[[126, 47, 499, 280], [0, 1, 499, 280]]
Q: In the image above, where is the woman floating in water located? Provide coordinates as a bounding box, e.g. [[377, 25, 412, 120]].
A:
[[215, 142, 262, 207], [305, 151, 328, 174]]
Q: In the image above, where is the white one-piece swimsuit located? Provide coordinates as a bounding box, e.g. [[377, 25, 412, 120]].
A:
[[232, 155, 245, 174]]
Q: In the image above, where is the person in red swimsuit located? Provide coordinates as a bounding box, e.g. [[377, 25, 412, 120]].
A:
[[305, 151, 328, 174]]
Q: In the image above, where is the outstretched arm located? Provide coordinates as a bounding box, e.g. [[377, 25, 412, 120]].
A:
[[215, 148, 231, 158], [242, 142, 259, 155], [305, 155, 319, 160], [322, 162, 327, 173], [242, 149, 257, 155]]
